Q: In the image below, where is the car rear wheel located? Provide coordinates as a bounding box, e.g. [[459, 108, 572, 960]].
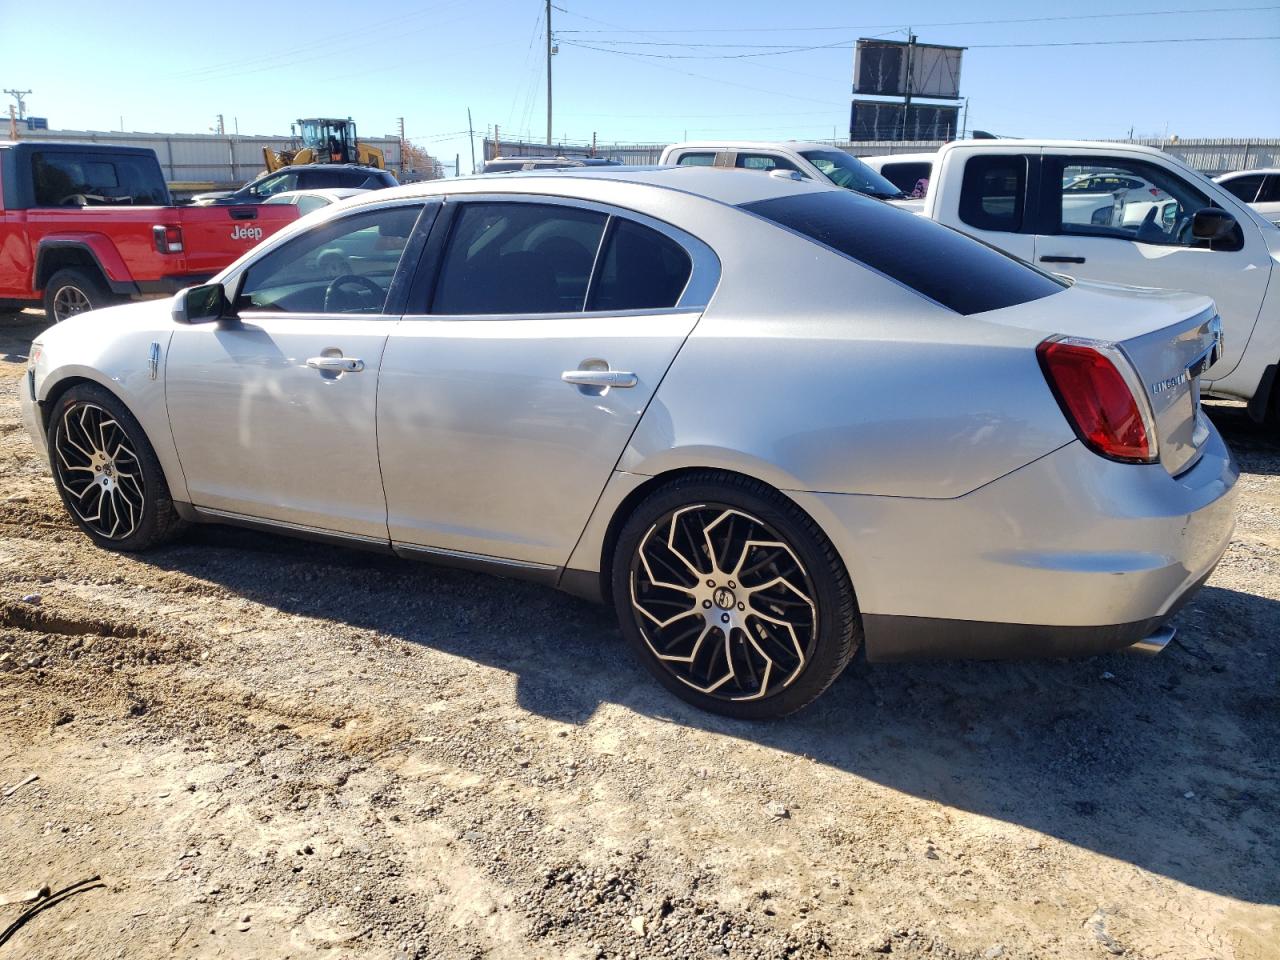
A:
[[611, 472, 860, 719], [47, 384, 187, 551], [43, 268, 119, 322]]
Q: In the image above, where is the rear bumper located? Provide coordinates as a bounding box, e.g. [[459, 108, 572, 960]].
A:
[[788, 428, 1238, 662]]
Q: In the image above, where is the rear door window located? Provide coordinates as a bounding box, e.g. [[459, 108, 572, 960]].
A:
[[31, 151, 168, 206], [674, 153, 715, 167], [432, 202, 607, 315], [741, 190, 1064, 315], [958, 155, 1028, 233], [587, 218, 692, 311]]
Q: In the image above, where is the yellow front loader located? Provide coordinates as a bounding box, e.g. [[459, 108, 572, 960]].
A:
[[263, 118, 386, 172]]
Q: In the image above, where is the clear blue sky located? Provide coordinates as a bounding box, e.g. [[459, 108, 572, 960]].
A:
[[2, 0, 1278, 173]]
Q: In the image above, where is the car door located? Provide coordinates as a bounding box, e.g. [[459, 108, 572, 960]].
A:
[[377, 195, 719, 568], [1034, 154, 1272, 379], [165, 200, 431, 539]]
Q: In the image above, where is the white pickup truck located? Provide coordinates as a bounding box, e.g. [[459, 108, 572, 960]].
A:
[[861, 141, 1280, 423]]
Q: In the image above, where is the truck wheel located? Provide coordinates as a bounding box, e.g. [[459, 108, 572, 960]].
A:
[[43, 267, 119, 322]]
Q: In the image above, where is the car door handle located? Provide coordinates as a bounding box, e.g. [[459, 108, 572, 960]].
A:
[[306, 356, 365, 373], [561, 369, 638, 388], [1039, 255, 1086, 264]]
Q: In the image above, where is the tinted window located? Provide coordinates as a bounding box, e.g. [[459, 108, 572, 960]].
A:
[[1220, 174, 1263, 203], [296, 195, 329, 216], [1264, 176, 1280, 203], [361, 171, 397, 188], [741, 191, 1065, 316], [736, 153, 799, 173], [675, 153, 715, 167], [248, 171, 296, 198], [878, 161, 933, 196], [587, 219, 692, 311], [237, 205, 421, 314], [959, 155, 1027, 232], [433, 202, 607, 315], [32, 151, 168, 206]]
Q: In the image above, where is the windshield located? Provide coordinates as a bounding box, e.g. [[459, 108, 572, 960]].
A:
[[800, 150, 905, 199]]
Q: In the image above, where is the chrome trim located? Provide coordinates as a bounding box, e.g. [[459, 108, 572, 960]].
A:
[[1127, 626, 1175, 656], [147, 341, 161, 380], [561, 369, 638, 389], [306, 356, 365, 374], [393, 541, 557, 572], [192, 506, 390, 547]]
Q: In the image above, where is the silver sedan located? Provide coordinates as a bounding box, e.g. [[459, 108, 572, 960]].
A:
[[20, 167, 1238, 718]]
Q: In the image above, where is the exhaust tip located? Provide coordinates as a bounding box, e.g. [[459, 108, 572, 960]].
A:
[[1128, 626, 1176, 656]]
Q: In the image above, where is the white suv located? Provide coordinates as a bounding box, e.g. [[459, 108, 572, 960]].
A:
[[1215, 169, 1280, 226]]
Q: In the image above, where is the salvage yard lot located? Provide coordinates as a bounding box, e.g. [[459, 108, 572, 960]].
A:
[[0, 307, 1277, 959]]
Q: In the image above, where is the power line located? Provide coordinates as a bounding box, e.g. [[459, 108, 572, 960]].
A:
[[968, 34, 1280, 48], [552, 3, 1280, 34], [560, 33, 1278, 62]]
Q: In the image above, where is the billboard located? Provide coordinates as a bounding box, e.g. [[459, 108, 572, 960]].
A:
[[849, 101, 960, 141], [853, 39, 964, 100]]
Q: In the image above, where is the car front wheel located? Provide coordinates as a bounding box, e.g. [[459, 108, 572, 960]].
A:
[[47, 384, 187, 551], [612, 472, 860, 719]]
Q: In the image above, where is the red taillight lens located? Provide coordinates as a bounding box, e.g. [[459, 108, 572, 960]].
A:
[[153, 225, 184, 254], [1037, 337, 1156, 464]]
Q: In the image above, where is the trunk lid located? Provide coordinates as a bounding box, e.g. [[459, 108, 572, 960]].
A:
[[988, 279, 1223, 475]]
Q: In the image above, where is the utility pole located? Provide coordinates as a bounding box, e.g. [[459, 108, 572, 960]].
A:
[[467, 107, 476, 174], [900, 32, 916, 142], [961, 97, 969, 139], [8, 105, 17, 141], [4, 88, 31, 120], [545, 0, 553, 147], [216, 113, 225, 135], [397, 116, 406, 174]]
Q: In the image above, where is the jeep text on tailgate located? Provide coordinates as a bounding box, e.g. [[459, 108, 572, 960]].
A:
[[0, 141, 299, 320]]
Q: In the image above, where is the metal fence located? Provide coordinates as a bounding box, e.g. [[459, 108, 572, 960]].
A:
[[483, 138, 666, 166], [11, 128, 404, 188], [485, 136, 1280, 177]]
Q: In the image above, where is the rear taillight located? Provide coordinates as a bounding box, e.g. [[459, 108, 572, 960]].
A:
[[1037, 336, 1158, 464], [153, 224, 184, 254]]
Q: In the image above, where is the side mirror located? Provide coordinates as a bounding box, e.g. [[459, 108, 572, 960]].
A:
[[1191, 207, 1236, 243], [173, 283, 234, 325]]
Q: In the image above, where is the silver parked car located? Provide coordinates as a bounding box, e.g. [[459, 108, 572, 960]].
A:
[[20, 167, 1238, 718]]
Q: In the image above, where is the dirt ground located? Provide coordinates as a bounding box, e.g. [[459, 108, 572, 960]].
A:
[[1, 306, 1277, 960]]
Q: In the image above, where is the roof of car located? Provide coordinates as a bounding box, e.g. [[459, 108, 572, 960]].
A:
[[266, 187, 370, 201], [350, 164, 837, 209], [1215, 168, 1280, 178], [260, 163, 388, 175]]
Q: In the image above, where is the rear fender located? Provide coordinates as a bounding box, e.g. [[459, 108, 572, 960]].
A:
[[35, 235, 131, 290]]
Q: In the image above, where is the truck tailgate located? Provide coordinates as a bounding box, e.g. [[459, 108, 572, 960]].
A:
[[173, 204, 299, 277]]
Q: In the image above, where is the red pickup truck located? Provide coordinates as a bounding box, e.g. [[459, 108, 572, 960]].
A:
[[0, 140, 298, 320]]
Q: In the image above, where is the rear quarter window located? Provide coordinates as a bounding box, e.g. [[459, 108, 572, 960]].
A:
[[741, 190, 1065, 316]]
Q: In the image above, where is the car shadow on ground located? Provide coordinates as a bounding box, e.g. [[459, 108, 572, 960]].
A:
[[138, 517, 1280, 909], [1205, 400, 1280, 476]]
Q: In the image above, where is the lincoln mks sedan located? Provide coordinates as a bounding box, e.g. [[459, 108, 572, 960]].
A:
[[21, 166, 1238, 718]]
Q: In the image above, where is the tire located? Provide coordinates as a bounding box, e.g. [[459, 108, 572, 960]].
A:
[[46, 383, 187, 552], [42, 267, 119, 322], [611, 471, 860, 719]]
